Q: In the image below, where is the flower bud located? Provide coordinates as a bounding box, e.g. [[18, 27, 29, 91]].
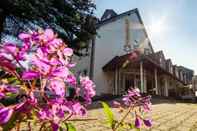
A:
[[135, 117, 141, 128], [112, 101, 121, 108], [143, 119, 152, 127], [0, 107, 13, 125]]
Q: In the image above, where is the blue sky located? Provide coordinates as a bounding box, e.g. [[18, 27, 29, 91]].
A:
[[94, 0, 197, 74]]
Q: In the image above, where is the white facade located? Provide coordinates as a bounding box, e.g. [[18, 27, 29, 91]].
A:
[[73, 9, 192, 97], [92, 10, 153, 95], [72, 44, 92, 77]]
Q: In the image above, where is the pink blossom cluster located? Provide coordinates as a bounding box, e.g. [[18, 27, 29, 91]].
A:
[[112, 88, 152, 129], [123, 88, 152, 128], [0, 29, 95, 130]]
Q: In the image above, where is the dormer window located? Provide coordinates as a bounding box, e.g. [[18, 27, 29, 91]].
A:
[[106, 14, 111, 19]]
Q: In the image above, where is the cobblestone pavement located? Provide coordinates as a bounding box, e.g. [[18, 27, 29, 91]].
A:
[[72, 101, 197, 131], [8, 100, 197, 131]]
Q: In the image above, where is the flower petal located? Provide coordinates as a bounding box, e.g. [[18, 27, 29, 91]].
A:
[[51, 122, 59, 131], [22, 70, 40, 80], [0, 56, 16, 72], [0, 107, 13, 125], [18, 33, 31, 41], [143, 119, 152, 127], [44, 29, 54, 41], [3, 43, 17, 54], [49, 79, 65, 97], [0, 93, 5, 99], [63, 48, 73, 56], [135, 117, 142, 128]]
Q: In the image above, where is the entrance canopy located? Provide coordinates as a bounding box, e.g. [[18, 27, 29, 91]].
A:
[[102, 52, 186, 85]]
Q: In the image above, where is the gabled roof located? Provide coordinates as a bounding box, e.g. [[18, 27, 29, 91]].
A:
[[165, 59, 173, 71], [178, 66, 194, 73], [156, 50, 165, 59], [97, 8, 138, 27], [96, 8, 154, 53], [145, 50, 165, 65], [166, 59, 172, 64], [101, 9, 117, 21]]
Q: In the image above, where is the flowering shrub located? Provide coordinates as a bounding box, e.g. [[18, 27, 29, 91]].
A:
[[102, 88, 152, 131], [0, 29, 95, 131]]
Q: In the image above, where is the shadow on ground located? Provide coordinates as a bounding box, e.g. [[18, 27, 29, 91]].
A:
[[87, 95, 197, 110]]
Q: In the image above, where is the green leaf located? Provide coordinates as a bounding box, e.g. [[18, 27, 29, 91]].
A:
[[59, 127, 64, 131], [129, 123, 135, 129], [101, 102, 115, 127], [61, 123, 76, 131], [7, 76, 21, 85], [135, 128, 141, 131]]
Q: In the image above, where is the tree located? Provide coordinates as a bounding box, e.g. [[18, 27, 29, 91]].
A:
[[0, 0, 97, 55]]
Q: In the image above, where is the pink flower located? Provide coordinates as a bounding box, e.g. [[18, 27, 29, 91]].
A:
[[72, 102, 86, 116], [48, 38, 63, 52], [2, 43, 25, 61], [3, 43, 17, 54], [122, 88, 141, 106], [143, 119, 152, 127], [0, 84, 19, 95], [5, 85, 18, 94], [0, 93, 5, 99], [21, 42, 31, 52], [122, 89, 152, 115], [135, 117, 142, 128], [51, 122, 59, 131], [0, 28, 96, 130], [37, 108, 52, 121], [40, 29, 55, 42], [57, 50, 68, 66], [0, 56, 16, 72], [49, 79, 65, 97], [128, 88, 140, 97], [52, 66, 69, 79], [18, 33, 31, 41], [63, 48, 73, 56], [67, 63, 76, 68], [80, 76, 96, 104], [66, 75, 77, 86], [0, 107, 13, 125], [44, 29, 55, 40], [36, 48, 47, 58], [112, 101, 121, 108], [32, 57, 51, 75], [22, 70, 40, 80]]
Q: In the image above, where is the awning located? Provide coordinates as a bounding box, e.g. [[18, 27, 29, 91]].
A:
[[102, 53, 186, 85]]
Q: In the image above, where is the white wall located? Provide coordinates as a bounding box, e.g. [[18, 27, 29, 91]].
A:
[[72, 42, 92, 77], [93, 12, 152, 95]]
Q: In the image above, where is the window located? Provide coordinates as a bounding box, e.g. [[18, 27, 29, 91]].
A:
[[144, 48, 150, 55], [159, 58, 162, 64]]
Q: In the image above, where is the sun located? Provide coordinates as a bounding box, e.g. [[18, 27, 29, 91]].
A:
[[150, 21, 165, 34], [147, 16, 167, 37]]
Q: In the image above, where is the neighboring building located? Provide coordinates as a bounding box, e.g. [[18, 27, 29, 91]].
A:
[[192, 76, 197, 95], [178, 66, 194, 84], [75, 8, 194, 97]]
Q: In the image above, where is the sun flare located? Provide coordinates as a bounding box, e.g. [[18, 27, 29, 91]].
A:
[[147, 16, 167, 37]]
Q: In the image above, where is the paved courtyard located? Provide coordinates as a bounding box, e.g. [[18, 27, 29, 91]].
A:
[[72, 100, 197, 131], [8, 99, 197, 131]]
